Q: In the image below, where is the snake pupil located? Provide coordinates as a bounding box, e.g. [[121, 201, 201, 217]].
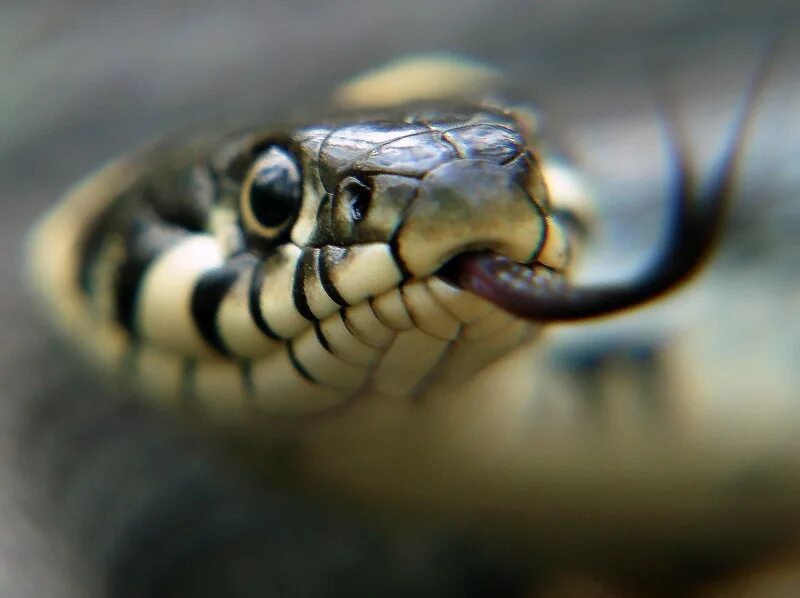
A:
[[247, 147, 301, 230]]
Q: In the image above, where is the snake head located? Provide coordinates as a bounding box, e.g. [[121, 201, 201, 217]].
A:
[[232, 105, 572, 328]]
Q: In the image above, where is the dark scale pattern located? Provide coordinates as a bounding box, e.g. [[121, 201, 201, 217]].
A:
[[115, 215, 189, 332], [312, 320, 332, 352], [286, 340, 316, 383], [190, 253, 261, 354], [75, 154, 220, 339], [292, 248, 318, 321], [143, 164, 217, 233], [316, 246, 350, 307], [78, 194, 135, 295], [247, 260, 281, 340]]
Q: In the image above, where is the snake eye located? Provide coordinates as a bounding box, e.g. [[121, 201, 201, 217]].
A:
[[338, 177, 372, 223], [241, 146, 302, 238]]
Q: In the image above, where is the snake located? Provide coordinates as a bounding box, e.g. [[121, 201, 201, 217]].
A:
[[25, 55, 757, 424]]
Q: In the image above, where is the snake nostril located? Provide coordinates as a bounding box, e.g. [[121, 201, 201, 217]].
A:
[[343, 178, 372, 222]]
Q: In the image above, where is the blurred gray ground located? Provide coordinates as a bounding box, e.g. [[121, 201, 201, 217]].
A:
[[1, 1, 798, 596]]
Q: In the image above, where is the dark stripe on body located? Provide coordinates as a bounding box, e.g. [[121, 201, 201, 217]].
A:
[[313, 320, 331, 352], [190, 267, 240, 355], [286, 340, 316, 383], [317, 246, 349, 307], [115, 215, 189, 332], [248, 261, 281, 340], [80, 158, 218, 295], [388, 229, 412, 282], [292, 249, 316, 320], [78, 199, 129, 294]]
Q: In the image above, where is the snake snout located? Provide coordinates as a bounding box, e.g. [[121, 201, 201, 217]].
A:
[[395, 159, 546, 277]]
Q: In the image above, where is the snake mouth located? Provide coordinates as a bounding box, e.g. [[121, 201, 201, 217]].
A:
[[437, 251, 566, 320]]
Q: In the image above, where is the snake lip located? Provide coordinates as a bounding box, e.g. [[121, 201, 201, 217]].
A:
[[436, 250, 565, 318]]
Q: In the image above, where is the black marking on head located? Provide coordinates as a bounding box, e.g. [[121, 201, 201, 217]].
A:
[[115, 215, 189, 333], [210, 135, 251, 182], [388, 228, 412, 282], [317, 246, 349, 307], [190, 265, 241, 355], [384, 171, 421, 283], [248, 260, 281, 340], [305, 193, 334, 246], [286, 340, 316, 383], [144, 164, 216, 232], [292, 249, 317, 321]]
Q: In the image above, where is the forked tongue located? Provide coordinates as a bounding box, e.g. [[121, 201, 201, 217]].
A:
[[451, 35, 772, 324], [449, 251, 575, 321]]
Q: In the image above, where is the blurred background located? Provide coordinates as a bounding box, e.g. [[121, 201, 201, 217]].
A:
[[1, 1, 798, 596]]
